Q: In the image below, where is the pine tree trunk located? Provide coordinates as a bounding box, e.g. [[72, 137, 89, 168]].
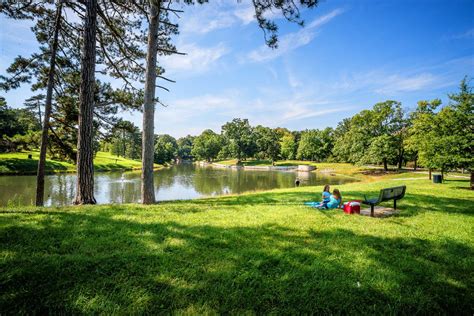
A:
[[74, 0, 97, 205], [36, 3, 62, 207], [141, 2, 160, 204]]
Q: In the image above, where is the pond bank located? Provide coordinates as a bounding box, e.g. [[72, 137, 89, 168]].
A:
[[198, 161, 317, 172]]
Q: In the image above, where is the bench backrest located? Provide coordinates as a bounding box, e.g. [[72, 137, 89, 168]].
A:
[[378, 185, 406, 202]]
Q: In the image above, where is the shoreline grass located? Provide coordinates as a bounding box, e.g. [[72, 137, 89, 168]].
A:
[[0, 151, 163, 175], [1, 171, 473, 314]]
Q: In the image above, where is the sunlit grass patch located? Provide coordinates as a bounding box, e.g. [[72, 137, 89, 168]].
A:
[[0, 151, 161, 175], [1, 176, 472, 313]]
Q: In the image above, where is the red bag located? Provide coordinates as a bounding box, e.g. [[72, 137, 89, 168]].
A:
[[343, 200, 361, 214]]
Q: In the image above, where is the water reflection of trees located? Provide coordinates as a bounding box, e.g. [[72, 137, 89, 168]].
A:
[[0, 164, 356, 206], [192, 167, 295, 195]]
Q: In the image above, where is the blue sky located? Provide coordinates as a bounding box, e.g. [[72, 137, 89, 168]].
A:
[[1, 0, 473, 137]]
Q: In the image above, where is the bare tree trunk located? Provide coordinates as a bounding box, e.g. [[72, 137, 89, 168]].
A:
[[383, 158, 388, 171], [74, 0, 97, 205], [413, 154, 417, 171], [397, 148, 404, 169], [429, 168, 432, 180], [36, 3, 62, 206], [37, 99, 42, 125], [141, 2, 160, 204]]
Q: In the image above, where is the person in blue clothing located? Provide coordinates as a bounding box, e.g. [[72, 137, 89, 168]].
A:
[[326, 189, 343, 209], [315, 188, 342, 209], [320, 184, 331, 208]]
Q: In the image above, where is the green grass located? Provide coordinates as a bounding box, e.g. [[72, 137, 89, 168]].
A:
[[1, 175, 473, 313], [0, 151, 161, 175]]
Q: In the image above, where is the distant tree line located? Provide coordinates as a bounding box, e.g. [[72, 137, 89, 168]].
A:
[[99, 78, 472, 188], [2, 77, 473, 189]]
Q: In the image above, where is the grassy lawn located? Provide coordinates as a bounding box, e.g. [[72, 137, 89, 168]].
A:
[[1, 174, 473, 313], [0, 151, 161, 175]]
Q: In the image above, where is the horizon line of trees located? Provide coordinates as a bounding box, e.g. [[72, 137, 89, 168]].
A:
[[95, 78, 473, 187], [2, 77, 473, 188]]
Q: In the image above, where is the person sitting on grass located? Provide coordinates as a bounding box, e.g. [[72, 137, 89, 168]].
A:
[[318, 188, 342, 209], [320, 184, 331, 208]]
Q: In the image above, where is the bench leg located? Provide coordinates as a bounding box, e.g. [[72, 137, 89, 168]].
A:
[[394, 199, 397, 210], [371, 205, 374, 217]]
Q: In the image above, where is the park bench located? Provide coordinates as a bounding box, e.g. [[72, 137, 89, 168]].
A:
[[362, 185, 406, 217]]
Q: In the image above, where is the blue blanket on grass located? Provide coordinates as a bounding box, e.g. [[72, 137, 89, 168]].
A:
[[304, 202, 322, 208]]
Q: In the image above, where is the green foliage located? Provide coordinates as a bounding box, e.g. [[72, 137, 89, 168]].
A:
[[107, 120, 141, 160], [362, 134, 398, 170], [280, 133, 297, 160], [154, 134, 178, 164], [296, 128, 334, 161], [407, 78, 473, 174], [221, 118, 256, 161], [0, 97, 41, 152], [191, 129, 222, 162], [297, 129, 323, 161], [177, 135, 195, 160], [254, 126, 281, 163], [333, 101, 405, 167]]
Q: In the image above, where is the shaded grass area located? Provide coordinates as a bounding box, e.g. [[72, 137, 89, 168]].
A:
[[0, 151, 161, 175], [1, 178, 473, 313]]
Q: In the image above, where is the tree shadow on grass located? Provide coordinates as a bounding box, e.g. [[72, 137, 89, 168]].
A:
[[1, 211, 472, 314]]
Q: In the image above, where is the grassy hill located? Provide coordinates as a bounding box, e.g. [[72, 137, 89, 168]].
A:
[[0, 151, 161, 175], [1, 172, 472, 314]]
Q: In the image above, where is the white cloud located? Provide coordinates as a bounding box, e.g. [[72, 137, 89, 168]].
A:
[[234, 6, 255, 25], [247, 8, 345, 62], [160, 42, 230, 75]]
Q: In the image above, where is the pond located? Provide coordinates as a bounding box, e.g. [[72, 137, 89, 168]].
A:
[[0, 163, 356, 206]]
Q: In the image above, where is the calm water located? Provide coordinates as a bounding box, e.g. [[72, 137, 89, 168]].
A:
[[0, 163, 356, 206]]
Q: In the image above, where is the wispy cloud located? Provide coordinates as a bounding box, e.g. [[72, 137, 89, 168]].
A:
[[374, 73, 441, 94], [451, 28, 474, 40], [181, 11, 236, 35], [246, 8, 345, 63], [179, 2, 256, 35], [233, 5, 255, 25], [160, 43, 230, 75]]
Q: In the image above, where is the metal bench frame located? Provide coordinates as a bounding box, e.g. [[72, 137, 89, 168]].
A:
[[362, 185, 406, 217]]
